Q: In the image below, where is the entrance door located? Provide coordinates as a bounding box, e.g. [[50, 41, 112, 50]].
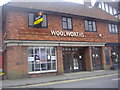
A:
[[63, 47, 85, 73], [63, 52, 72, 73], [92, 47, 102, 70]]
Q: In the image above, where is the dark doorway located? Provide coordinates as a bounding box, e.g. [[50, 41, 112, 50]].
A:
[[92, 47, 102, 70], [63, 47, 85, 73]]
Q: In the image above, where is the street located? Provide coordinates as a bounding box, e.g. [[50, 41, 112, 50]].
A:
[[13, 73, 118, 88]]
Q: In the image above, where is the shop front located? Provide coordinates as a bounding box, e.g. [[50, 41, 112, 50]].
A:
[[3, 40, 108, 79]]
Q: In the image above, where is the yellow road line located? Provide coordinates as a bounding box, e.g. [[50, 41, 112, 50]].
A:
[[13, 73, 118, 88]]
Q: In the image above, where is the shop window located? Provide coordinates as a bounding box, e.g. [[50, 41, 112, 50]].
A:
[[28, 13, 47, 28], [28, 47, 57, 73], [62, 17, 72, 30], [104, 49, 110, 65], [84, 20, 97, 32], [109, 24, 118, 34], [111, 47, 118, 64]]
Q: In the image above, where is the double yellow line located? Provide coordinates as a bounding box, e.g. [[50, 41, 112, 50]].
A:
[[13, 73, 118, 88]]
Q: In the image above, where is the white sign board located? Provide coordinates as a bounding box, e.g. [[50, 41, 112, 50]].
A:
[[28, 57, 34, 61], [51, 56, 56, 60]]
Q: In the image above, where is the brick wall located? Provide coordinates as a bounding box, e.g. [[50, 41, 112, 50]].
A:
[[5, 8, 118, 43], [56, 46, 64, 74], [4, 46, 28, 79]]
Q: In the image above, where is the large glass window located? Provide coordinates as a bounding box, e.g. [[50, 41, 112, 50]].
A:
[[62, 17, 72, 30], [84, 20, 97, 32], [109, 24, 118, 34], [28, 12, 47, 28], [28, 47, 57, 73]]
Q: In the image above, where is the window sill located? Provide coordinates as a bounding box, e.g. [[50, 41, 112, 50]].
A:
[[28, 70, 57, 74], [85, 31, 97, 32], [110, 33, 118, 34]]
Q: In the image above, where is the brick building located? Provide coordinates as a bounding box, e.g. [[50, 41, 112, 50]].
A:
[[0, 6, 2, 72], [2, 2, 119, 79]]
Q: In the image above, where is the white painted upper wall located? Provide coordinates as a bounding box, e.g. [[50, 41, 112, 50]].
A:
[[97, 2, 120, 19]]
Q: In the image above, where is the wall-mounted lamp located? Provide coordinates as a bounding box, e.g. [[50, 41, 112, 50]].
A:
[[98, 34, 103, 37]]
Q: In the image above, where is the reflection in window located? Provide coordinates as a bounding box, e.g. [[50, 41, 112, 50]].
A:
[[62, 17, 72, 30], [109, 24, 118, 34], [84, 20, 97, 32], [28, 47, 57, 73], [28, 13, 47, 28]]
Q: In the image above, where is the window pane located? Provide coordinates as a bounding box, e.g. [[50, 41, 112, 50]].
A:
[[67, 18, 72, 29], [93, 21, 96, 31], [35, 47, 39, 55], [41, 48, 46, 63], [85, 20, 88, 31], [62, 22, 67, 29], [29, 13, 34, 26], [89, 25, 92, 31], [111, 24, 115, 33], [88, 21, 92, 24], [52, 62, 56, 70], [51, 47, 55, 56], [109, 24, 112, 33], [47, 63, 51, 70], [41, 15, 47, 27], [62, 17, 67, 21], [115, 25, 118, 33], [41, 63, 46, 70]]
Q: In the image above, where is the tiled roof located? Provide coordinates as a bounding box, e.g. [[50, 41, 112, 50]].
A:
[[5, 2, 118, 22]]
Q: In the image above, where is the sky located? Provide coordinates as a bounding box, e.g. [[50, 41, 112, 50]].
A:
[[0, 0, 97, 6]]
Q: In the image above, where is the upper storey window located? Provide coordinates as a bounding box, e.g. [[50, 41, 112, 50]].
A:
[[84, 20, 97, 32], [62, 17, 72, 30], [109, 24, 118, 34], [28, 12, 47, 28]]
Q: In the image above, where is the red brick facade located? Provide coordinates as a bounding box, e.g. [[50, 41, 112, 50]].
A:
[[5, 9, 118, 43], [2, 5, 119, 79]]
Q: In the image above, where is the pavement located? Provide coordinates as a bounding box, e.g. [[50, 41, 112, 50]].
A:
[[1, 70, 119, 88]]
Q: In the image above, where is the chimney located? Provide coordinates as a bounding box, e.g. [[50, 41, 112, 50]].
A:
[[84, 0, 91, 6]]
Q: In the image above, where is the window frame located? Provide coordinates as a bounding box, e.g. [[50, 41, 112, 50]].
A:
[[62, 16, 73, 30], [84, 19, 97, 32], [108, 23, 118, 34], [28, 47, 57, 74], [28, 12, 48, 28]]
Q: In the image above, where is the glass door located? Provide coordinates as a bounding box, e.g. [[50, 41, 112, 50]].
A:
[[63, 47, 85, 73], [63, 52, 72, 73], [92, 47, 102, 70]]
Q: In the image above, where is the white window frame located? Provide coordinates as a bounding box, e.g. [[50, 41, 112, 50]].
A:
[[28, 47, 57, 74]]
